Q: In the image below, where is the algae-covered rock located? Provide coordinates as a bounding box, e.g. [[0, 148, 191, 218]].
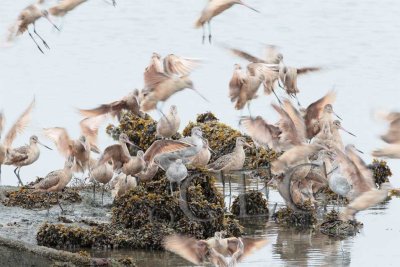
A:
[[320, 210, 363, 238], [231, 191, 269, 217], [368, 159, 392, 186], [106, 111, 181, 152], [272, 203, 317, 229], [2, 188, 81, 209]]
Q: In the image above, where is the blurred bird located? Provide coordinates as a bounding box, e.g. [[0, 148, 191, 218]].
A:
[[111, 173, 137, 198], [156, 105, 180, 139], [121, 150, 146, 176], [195, 0, 259, 44], [372, 110, 400, 158], [0, 98, 35, 182], [207, 137, 251, 172], [49, 0, 88, 17], [91, 161, 114, 204], [79, 89, 142, 120], [239, 116, 281, 151], [136, 161, 159, 182], [188, 139, 212, 168], [5, 0, 60, 53], [43, 116, 105, 174]]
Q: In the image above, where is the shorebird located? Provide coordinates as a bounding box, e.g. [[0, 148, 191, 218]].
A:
[[163, 233, 267, 266], [78, 89, 142, 120], [303, 91, 340, 139], [49, 0, 116, 18], [0, 99, 35, 182], [111, 173, 137, 198], [97, 133, 141, 172], [136, 161, 159, 182], [229, 64, 264, 113], [156, 105, 180, 139], [340, 183, 391, 221], [188, 139, 212, 168], [239, 116, 281, 151], [91, 161, 114, 204], [207, 137, 251, 172], [4, 135, 52, 186], [163, 158, 188, 195], [312, 120, 355, 150], [140, 53, 206, 113], [33, 157, 74, 212], [372, 110, 400, 158], [43, 116, 105, 174], [121, 150, 146, 176], [195, 0, 259, 44], [6, 0, 60, 53]]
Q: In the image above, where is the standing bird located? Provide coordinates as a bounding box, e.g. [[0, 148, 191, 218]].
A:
[[5, 135, 52, 186], [91, 161, 114, 204], [188, 139, 212, 168], [121, 150, 146, 176], [111, 173, 137, 199], [156, 105, 180, 139], [33, 157, 74, 212], [207, 137, 251, 172], [140, 53, 206, 113], [0, 98, 36, 182], [195, 0, 259, 44], [78, 89, 142, 121], [163, 158, 188, 195], [6, 0, 60, 53], [43, 116, 105, 174]]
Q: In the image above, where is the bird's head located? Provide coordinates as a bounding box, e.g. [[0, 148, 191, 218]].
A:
[[236, 137, 252, 148], [191, 127, 203, 138]]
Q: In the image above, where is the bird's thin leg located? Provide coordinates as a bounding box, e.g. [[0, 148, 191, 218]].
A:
[[272, 89, 283, 105], [208, 21, 212, 44], [170, 182, 174, 196], [15, 167, 24, 186], [278, 79, 285, 89], [228, 175, 232, 210], [202, 24, 205, 44], [0, 164, 2, 185], [33, 22, 50, 50], [46, 192, 51, 216], [93, 183, 96, 202], [27, 28, 44, 54], [220, 171, 226, 208], [101, 185, 104, 206], [57, 193, 64, 213], [247, 102, 252, 117], [294, 94, 302, 107]]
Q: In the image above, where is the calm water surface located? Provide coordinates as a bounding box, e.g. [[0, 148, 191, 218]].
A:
[[0, 0, 399, 266]]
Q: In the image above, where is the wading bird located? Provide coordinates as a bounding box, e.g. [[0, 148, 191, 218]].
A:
[[188, 139, 212, 168], [111, 173, 137, 198], [156, 105, 180, 139], [0, 99, 35, 182], [6, 0, 60, 53], [163, 158, 188, 195], [91, 161, 114, 204], [195, 0, 259, 44]]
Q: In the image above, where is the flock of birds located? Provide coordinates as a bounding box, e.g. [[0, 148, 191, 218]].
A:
[[1, 0, 399, 266]]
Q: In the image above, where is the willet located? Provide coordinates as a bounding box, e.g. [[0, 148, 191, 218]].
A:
[[33, 157, 74, 212], [164, 158, 188, 195], [5, 135, 52, 186], [43, 116, 105, 174], [156, 105, 180, 139], [0, 99, 35, 182], [79, 89, 142, 120], [195, 0, 259, 44], [6, 0, 60, 53], [91, 161, 114, 204]]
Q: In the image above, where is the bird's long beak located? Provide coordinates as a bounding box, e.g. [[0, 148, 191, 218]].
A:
[[38, 141, 53, 150], [44, 15, 60, 31], [125, 140, 142, 150], [355, 147, 364, 154], [340, 126, 356, 137], [239, 1, 260, 12], [244, 142, 252, 148], [191, 88, 209, 102], [334, 112, 343, 121]]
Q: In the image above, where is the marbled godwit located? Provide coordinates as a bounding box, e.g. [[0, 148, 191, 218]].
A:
[[239, 116, 281, 151], [188, 139, 212, 168], [97, 133, 141, 171], [6, 0, 60, 53], [195, 0, 259, 44], [312, 120, 355, 150], [43, 116, 105, 174], [229, 64, 263, 113], [163, 158, 188, 195], [156, 105, 180, 139], [111, 173, 137, 198], [5, 135, 52, 186], [33, 157, 74, 212], [372, 110, 400, 158], [340, 182, 391, 221], [0, 99, 35, 182], [163, 233, 267, 266], [140, 54, 206, 113], [91, 161, 114, 204], [79, 89, 142, 120], [206, 137, 251, 172], [136, 161, 159, 183], [49, 0, 88, 17], [121, 150, 146, 176]]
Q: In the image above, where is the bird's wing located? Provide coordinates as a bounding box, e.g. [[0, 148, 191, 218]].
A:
[[98, 144, 127, 165], [43, 127, 72, 158], [381, 117, 400, 144], [5, 145, 29, 163], [79, 115, 106, 149], [229, 68, 245, 102], [239, 116, 280, 148], [239, 238, 268, 261], [0, 111, 5, 137], [228, 47, 265, 63], [209, 248, 229, 267], [163, 235, 206, 265], [282, 99, 307, 142], [163, 54, 201, 76], [34, 170, 61, 190], [143, 140, 193, 163], [304, 90, 336, 138], [143, 63, 170, 90], [78, 100, 127, 118], [297, 67, 321, 75], [3, 98, 35, 148], [272, 103, 302, 146], [272, 144, 321, 173], [206, 154, 232, 171], [345, 146, 375, 189], [263, 44, 281, 64]]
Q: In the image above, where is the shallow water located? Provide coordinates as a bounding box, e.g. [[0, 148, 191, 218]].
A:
[[0, 0, 400, 266]]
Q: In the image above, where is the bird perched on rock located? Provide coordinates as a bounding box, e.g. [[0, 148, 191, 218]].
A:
[[111, 173, 137, 198], [156, 105, 180, 139], [162, 158, 188, 195]]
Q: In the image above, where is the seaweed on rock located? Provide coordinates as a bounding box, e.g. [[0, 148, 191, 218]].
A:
[[272, 201, 317, 229], [319, 210, 363, 238], [231, 191, 269, 217], [368, 159, 392, 186]]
